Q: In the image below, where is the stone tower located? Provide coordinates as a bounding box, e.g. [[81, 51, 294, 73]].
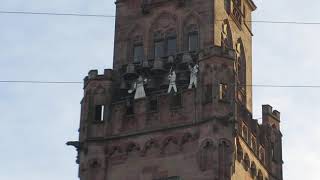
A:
[[68, 1, 283, 180]]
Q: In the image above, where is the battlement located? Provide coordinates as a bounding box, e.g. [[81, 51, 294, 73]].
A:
[[262, 104, 281, 121], [262, 104, 281, 130], [84, 69, 114, 88], [237, 104, 283, 175]]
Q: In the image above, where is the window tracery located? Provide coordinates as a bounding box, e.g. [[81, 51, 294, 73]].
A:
[[232, 0, 242, 25], [149, 12, 177, 59]]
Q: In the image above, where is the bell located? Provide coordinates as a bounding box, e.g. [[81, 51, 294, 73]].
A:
[[177, 70, 189, 84], [136, 60, 150, 74], [146, 78, 157, 91], [151, 58, 167, 75], [141, 60, 151, 73], [179, 52, 193, 69], [164, 55, 175, 69], [120, 80, 128, 90], [123, 64, 138, 80], [160, 76, 169, 89]]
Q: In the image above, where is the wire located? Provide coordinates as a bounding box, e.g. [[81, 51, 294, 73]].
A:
[[243, 85, 320, 88], [2, 10, 320, 25], [0, 80, 82, 84], [1, 80, 320, 88], [0, 10, 115, 18]]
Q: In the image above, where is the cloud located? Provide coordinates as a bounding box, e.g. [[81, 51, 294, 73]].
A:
[[1, 0, 319, 180]]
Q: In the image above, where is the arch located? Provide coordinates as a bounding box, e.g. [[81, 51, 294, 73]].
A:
[[181, 132, 193, 145], [218, 138, 233, 153], [148, 11, 178, 58], [142, 138, 160, 155], [243, 153, 250, 171], [236, 141, 243, 162], [182, 10, 204, 51], [126, 23, 146, 63], [259, 146, 265, 163], [125, 142, 141, 154], [162, 136, 179, 147], [161, 136, 180, 154], [126, 23, 145, 41], [200, 138, 215, 148], [257, 170, 264, 180], [108, 145, 123, 157], [221, 19, 234, 50], [180, 132, 196, 151], [236, 38, 246, 92], [198, 138, 216, 171], [250, 161, 257, 177], [218, 139, 233, 179]]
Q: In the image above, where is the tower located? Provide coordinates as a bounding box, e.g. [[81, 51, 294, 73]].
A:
[[68, 1, 283, 180]]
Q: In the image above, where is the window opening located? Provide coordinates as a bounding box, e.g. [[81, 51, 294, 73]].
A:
[[188, 32, 199, 52], [95, 105, 104, 121], [219, 83, 228, 101], [133, 44, 144, 63], [224, 0, 231, 14]]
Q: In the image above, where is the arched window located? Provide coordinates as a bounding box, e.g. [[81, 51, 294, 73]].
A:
[[242, 124, 248, 142], [259, 146, 265, 163], [166, 30, 177, 56], [236, 143, 243, 162], [133, 42, 144, 63], [219, 140, 232, 179], [187, 25, 199, 52], [127, 25, 144, 64], [251, 135, 257, 152], [257, 170, 263, 180], [183, 13, 201, 52], [154, 31, 165, 59], [198, 139, 215, 171], [224, 0, 231, 14], [243, 153, 250, 171], [232, 0, 242, 25], [221, 20, 233, 51], [236, 40, 246, 90], [149, 12, 177, 59], [250, 162, 257, 177]]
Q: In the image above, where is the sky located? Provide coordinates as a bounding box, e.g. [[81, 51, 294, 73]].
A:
[[0, 0, 319, 180]]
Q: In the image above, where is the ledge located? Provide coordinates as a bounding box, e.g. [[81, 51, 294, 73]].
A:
[[86, 115, 232, 142]]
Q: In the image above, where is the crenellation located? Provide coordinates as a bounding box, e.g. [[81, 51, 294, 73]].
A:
[[272, 110, 281, 120], [88, 69, 98, 79]]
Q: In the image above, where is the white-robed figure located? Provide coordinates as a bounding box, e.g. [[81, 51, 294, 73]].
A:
[[128, 75, 147, 99], [188, 64, 199, 89], [168, 70, 177, 93]]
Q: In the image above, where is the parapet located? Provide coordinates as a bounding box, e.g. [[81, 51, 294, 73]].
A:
[[84, 69, 114, 88], [262, 104, 281, 129]]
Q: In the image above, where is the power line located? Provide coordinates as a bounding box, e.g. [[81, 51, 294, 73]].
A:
[[2, 80, 320, 88], [0, 11, 115, 18], [0, 80, 82, 84], [2, 10, 320, 25], [243, 85, 320, 88]]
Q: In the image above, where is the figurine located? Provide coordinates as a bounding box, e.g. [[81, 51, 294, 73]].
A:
[[188, 64, 199, 89], [128, 75, 147, 99], [168, 69, 177, 93]]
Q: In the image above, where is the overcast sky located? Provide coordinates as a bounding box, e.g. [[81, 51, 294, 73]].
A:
[[0, 0, 319, 180]]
